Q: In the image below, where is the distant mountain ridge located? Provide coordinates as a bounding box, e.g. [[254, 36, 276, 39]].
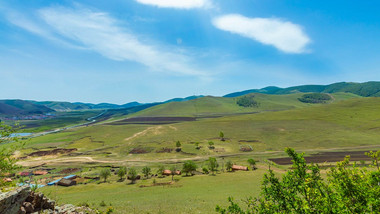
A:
[[223, 81, 380, 97], [0, 100, 55, 115], [0, 95, 204, 116], [28, 101, 143, 111]]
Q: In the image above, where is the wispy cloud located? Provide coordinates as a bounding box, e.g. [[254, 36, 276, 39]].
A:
[[3, 8, 86, 50], [212, 14, 311, 54], [33, 6, 206, 77], [135, 0, 212, 9]]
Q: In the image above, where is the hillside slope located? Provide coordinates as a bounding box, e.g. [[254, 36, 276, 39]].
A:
[[131, 92, 359, 117], [0, 100, 55, 115], [224, 81, 380, 97]]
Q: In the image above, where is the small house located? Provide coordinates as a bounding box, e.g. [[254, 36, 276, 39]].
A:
[[162, 170, 171, 176], [19, 171, 31, 176], [34, 170, 48, 175], [232, 165, 248, 171], [58, 178, 76, 187]]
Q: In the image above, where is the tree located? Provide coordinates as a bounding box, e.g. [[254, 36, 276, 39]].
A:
[[100, 168, 111, 182], [219, 131, 225, 141], [175, 141, 181, 152], [247, 158, 257, 170], [176, 140, 181, 148], [157, 165, 165, 177], [208, 157, 219, 175], [182, 160, 197, 176], [170, 165, 177, 181], [117, 167, 127, 181], [195, 142, 200, 150], [236, 95, 259, 107], [208, 141, 215, 149], [142, 166, 151, 178], [128, 168, 138, 184], [216, 148, 380, 213], [202, 166, 209, 174], [0, 122, 22, 187], [225, 160, 233, 172]]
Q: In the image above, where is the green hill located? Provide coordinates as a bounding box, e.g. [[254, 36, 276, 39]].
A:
[[131, 92, 359, 117], [0, 100, 55, 116], [23, 96, 380, 162], [224, 81, 380, 97]]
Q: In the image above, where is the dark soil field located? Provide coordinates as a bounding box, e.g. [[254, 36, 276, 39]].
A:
[[270, 150, 372, 165], [107, 116, 197, 125]]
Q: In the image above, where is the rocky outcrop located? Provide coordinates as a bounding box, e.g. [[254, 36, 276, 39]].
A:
[[0, 186, 30, 214], [0, 186, 95, 214]]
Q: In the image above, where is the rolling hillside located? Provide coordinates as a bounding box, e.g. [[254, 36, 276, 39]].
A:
[[131, 92, 359, 117], [31, 101, 142, 111], [224, 81, 380, 97], [0, 100, 55, 115], [23, 96, 380, 163]]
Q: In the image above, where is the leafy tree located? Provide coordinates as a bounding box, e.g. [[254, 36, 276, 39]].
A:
[[225, 160, 233, 172], [219, 131, 225, 141], [208, 157, 219, 175], [195, 142, 200, 150], [208, 141, 215, 149], [117, 167, 127, 181], [176, 141, 181, 148], [216, 148, 380, 213], [128, 168, 138, 184], [100, 168, 111, 182], [0, 122, 22, 187], [247, 158, 257, 170], [170, 165, 177, 181], [182, 160, 197, 176], [175, 141, 181, 152], [298, 93, 332, 104], [157, 165, 165, 177], [142, 166, 151, 178], [236, 95, 259, 107], [202, 166, 209, 174]]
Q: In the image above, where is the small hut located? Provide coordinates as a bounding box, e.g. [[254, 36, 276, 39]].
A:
[[19, 172, 31, 177], [162, 170, 171, 176], [162, 170, 181, 176], [34, 170, 48, 175], [232, 165, 248, 171], [58, 178, 76, 187]]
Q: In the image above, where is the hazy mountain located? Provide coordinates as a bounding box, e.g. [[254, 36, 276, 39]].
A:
[[0, 100, 55, 115]]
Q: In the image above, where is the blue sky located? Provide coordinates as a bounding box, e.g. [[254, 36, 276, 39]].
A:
[[1, 0, 380, 104]]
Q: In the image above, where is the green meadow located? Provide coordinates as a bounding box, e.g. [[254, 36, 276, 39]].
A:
[[13, 93, 380, 213]]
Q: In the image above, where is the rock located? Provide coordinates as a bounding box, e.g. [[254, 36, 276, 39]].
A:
[[59, 204, 76, 213], [19, 206, 26, 214], [23, 202, 34, 213], [43, 199, 55, 210], [0, 186, 31, 214]]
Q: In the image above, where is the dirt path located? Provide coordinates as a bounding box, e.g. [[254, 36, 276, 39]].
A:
[[123, 126, 163, 141]]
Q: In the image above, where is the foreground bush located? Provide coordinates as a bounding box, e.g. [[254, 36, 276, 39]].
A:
[[216, 148, 380, 213]]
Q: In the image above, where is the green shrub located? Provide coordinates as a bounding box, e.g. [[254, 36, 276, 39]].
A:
[[298, 93, 332, 103], [236, 95, 259, 107], [216, 148, 380, 213]]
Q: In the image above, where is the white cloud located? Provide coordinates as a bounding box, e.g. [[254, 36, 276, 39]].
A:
[[212, 14, 311, 54], [3, 9, 85, 50], [135, 0, 211, 9], [37, 6, 205, 77]]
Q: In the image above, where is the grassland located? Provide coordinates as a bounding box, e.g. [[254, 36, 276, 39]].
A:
[[131, 92, 359, 117], [40, 169, 268, 214], [13, 93, 380, 213], [19, 94, 380, 164]]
